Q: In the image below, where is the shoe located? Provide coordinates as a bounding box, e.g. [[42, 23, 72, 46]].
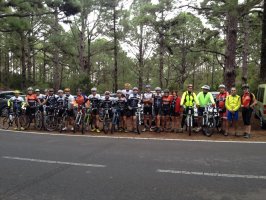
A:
[[223, 132, 229, 136], [91, 128, 96, 132], [71, 127, 74, 131], [20, 127, 25, 131], [156, 128, 161, 133], [62, 127, 67, 131], [149, 127, 153, 132], [14, 127, 18, 130], [96, 129, 101, 133], [195, 127, 202, 133], [124, 129, 129, 133], [243, 133, 251, 139], [142, 128, 146, 132], [235, 132, 241, 137]]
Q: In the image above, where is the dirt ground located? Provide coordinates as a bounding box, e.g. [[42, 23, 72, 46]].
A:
[[19, 114, 266, 142]]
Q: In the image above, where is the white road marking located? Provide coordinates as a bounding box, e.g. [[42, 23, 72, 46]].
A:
[[1, 129, 266, 144], [2, 156, 106, 168], [157, 169, 266, 180]]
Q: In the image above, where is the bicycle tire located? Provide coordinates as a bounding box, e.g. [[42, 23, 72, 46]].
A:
[[136, 117, 142, 134], [103, 119, 109, 134], [0, 116, 11, 129], [81, 115, 85, 135], [35, 111, 43, 131], [45, 115, 57, 131], [188, 117, 192, 136], [59, 115, 67, 133]]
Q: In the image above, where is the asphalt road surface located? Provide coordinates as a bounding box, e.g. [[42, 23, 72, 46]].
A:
[[1, 130, 266, 200]]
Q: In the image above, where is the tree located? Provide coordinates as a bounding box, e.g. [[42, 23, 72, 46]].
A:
[[260, 0, 266, 82]]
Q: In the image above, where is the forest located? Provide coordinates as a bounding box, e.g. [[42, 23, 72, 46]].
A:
[[0, 0, 265, 93]]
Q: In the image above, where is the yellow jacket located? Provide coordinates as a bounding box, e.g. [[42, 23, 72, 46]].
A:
[[225, 95, 241, 112], [180, 91, 199, 107]]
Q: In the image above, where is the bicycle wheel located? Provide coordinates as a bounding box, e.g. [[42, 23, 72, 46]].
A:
[[35, 111, 43, 130], [59, 115, 67, 133], [73, 114, 80, 133], [136, 117, 143, 135], [103, 118, 109, 134], [188, 117, 192, 136], [81, 115, 85, 135], [0, 116, 11, 129], [45, 115, 57, 131]]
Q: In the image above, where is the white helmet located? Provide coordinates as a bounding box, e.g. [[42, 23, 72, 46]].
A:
[[27, 87, 33, 91], [116, 90, 122, 93], [155, 87, 161, 91], [201, 85, 210, 90], [218, 84, 226, 88], [133, 87, 139, 91], [91, 87, 97, 92], [58, 90, 63, 93]]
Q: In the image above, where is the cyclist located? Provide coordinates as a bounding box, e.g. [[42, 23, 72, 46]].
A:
[[88, 87, 101, 133], [141, 85, 153, 132], [161, 89, 172, 132], [196, 85, 215, 134], [153, 87, 162, 133], [180, 84, 199, 132], [43, 88, 59, 115], [216, 84, 229, 135], [73, 88, 90, 131], [62, 88, 75, 131], [25, 87, 41, 122], [128, 87, 141, 133], [100, 91, 114, 129], [35, 89, 46, 105], [113, 90, 127, 132], [57, 90, 65, 117], [7, 90, 26, 130], [122, 83, 133, 99], [241, 84, 257, 139], [171, 90, 181, 133], [225, 87, 241, 136]]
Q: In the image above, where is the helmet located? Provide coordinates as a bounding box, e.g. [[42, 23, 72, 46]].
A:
[[242, 84, 249, 89], [145, 84, 151, 88], [187, 84, 193, 88], [155, 87, 161, 91], [124, 83, 131, 87], [14, 90, 20, 94], [58, 90, 63, 93], [116, 90, 122, 94], [201, 85, 210, 90], [35, 89, 40, 92], [91, 87, 97, 92], [105, 91, 110, 95], [27, 87, 33, 91], [64, 88, 70, 92], [218, 84, 226, 88], [133, 87, 138, 91], [164, 89, 170, 93]]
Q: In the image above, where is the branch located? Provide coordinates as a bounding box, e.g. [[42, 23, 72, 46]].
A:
[[0, 12, 55, 19], [189, 48, 226, 57]]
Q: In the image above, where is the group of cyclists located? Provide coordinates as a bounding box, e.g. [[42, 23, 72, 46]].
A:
[[4, 82, 257, 138]]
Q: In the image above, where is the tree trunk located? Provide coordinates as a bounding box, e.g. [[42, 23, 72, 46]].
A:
[[53, 9, 60, 91], [138, 24, 144, 91], [159, 30, 164, 89], [87, 35, 92, 83], [113, 6, 118, 92], [224, 1, 238, 89], [260, 0, 266, 82], [20, 32, 26, 89], [79, 8, 86, 72], [242, 16, 249, 84]]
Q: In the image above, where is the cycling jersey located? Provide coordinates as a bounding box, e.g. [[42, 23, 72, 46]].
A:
[[171, 96, 181, 113], [241, 92, 256, 108], [37, 94, 46, 103], [74, 95, 88, 107], [128, 93, 140, 108], [100, 98, 113, 109], [153, 94, 162, 108], [216, 92, 229, 111], [63, 94, 75, 109], [141, 92, 153, 107], [197, 92, 215, 107], [180, 91, 198, 107], [45, 95, 58, 107], [225, 95, 241, 112], [8, 96, 25, 110], [122, 89, 132, 99], [88, 94, 101, 108], [57, 96, 65, 108], [26, 94, 38, 107], [114, 97, 127, 110]]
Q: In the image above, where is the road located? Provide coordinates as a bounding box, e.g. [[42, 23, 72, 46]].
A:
[[0, 130, 266, 200]]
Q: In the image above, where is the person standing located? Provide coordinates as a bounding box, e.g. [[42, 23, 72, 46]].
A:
[[241, 84, 257, 138], [180, 84, 199, 132], [153, 87, 163, 133], [141, 85, 153, 132], [216, 84, 229, 135], [225, 87, 241, 136], [171, 91, 181, 133]]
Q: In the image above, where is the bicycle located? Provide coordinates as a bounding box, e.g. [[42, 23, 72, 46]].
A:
[[0, 107, 27, 130], [111, 108, 120, 134], [58, 107, 69, 133], [44, 106, 60, 132], [135, 104, 144, 134], [102, 107, 112, 134], [73, 105, 86, 134], [202, 105, 219, 137], [184, 106, 194, 136]]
